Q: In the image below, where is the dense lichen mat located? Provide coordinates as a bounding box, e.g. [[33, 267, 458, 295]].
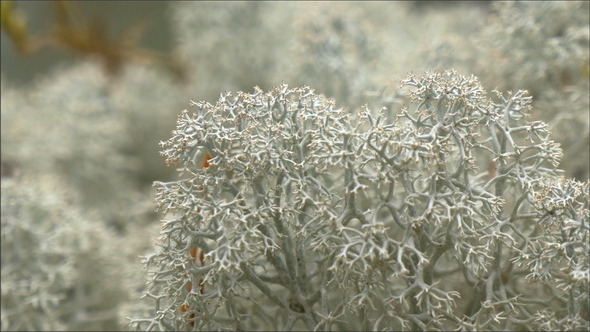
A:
[[1, 2, 588, 331]]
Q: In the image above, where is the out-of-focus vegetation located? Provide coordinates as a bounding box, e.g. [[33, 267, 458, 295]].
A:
[[1, 1, 183, 83]]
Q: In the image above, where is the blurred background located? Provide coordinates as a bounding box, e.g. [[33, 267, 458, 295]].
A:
[[1, 1, 494, 85], [1, 1, 174, 85]]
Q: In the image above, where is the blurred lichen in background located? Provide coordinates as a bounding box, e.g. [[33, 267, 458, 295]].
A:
[[1, 174, 126, 331], [1, 1, 588, 331]]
